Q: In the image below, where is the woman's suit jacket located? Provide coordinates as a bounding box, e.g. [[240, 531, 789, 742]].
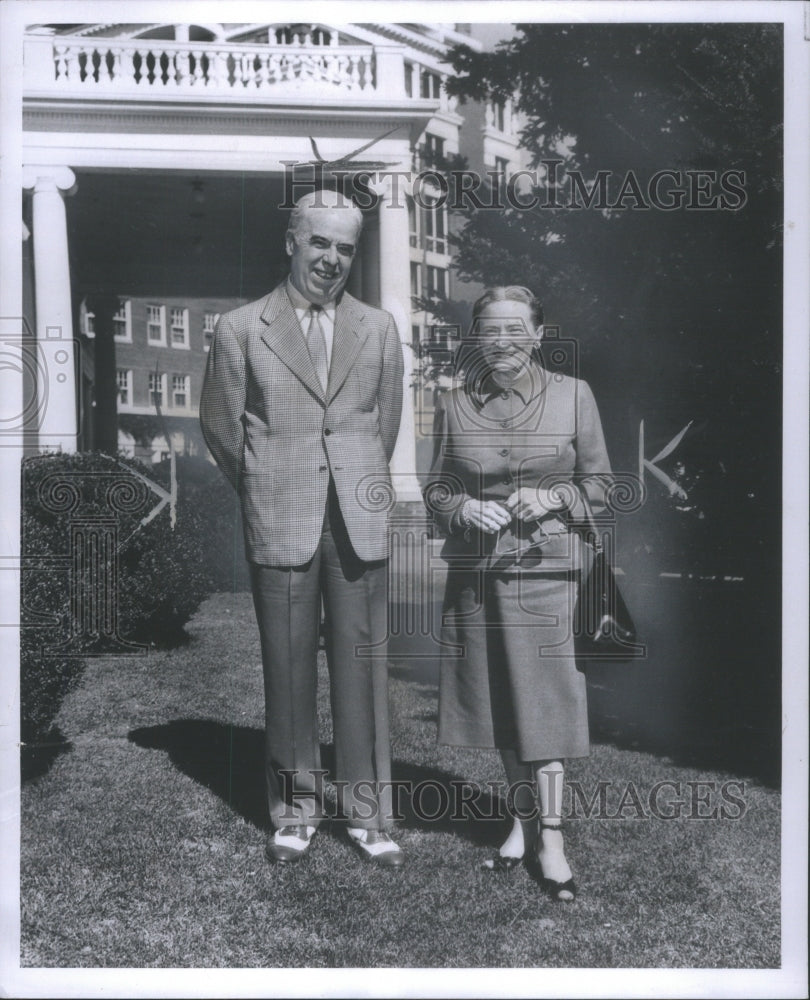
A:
[[426, 364, 611, 571]]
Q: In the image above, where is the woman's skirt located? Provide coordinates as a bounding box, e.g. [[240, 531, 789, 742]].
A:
[[438, 566, 589, 760]]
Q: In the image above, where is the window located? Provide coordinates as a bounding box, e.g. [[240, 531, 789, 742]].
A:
[[492, 100, 506, 131], [431, 325, 459, 350], [203, 311, 218, 352], [404, 61, 414, 98], [421, 132, 445, 168], [148, 372, 166, 409], [493, 156, 510, 199], [80, 301, 95, 337], [407, 196, 418, 248], [424, 192, 448, 255], [116, 369, 132, 406], [170, 307, 189, 349], [147, 304, 166, 345], [113, 299, 132, 342], [410, 261, 421, 303], [420, 70, 441, 100], [172, 374, 190, 409], [426, 266, 448, 298]]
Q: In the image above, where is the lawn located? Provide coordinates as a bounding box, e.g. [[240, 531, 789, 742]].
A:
[[21, 592, 780, 969]]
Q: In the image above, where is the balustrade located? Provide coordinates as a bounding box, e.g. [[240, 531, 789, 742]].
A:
[[28, 36, 379, 95], [404, 59, 457, 114]]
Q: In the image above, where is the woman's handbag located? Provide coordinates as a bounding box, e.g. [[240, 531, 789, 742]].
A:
[[574, 489, 642, 662]]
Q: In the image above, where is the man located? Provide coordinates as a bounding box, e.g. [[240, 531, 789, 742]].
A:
[[200, 189, 405, 867]]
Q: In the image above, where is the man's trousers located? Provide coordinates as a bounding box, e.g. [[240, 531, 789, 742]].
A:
[[249, 483, 391, 831]]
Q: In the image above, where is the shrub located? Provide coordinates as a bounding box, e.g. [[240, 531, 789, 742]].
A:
[[150, 455, 250, 596], [20, 451, 245, 743]]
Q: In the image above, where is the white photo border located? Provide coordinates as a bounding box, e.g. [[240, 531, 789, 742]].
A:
[[1, 1, 807, 997]]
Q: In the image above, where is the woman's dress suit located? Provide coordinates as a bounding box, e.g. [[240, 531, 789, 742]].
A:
[[427, 362, 611, 761]]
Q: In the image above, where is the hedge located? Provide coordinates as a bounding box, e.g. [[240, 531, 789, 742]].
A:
[[21, 452, 246, 744]]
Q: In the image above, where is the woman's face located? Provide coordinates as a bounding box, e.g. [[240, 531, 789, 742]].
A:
[[475, 299, 540, 380]]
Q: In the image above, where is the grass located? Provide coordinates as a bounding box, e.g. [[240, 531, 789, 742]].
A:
[[21, 592, 780, 968]]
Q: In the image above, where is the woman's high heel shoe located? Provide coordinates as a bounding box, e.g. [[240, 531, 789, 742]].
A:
[[540, 873, 577, 902], [534, 821, 577, 902], [481, 817, 534, 873]]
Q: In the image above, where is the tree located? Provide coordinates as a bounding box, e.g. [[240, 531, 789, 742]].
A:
[[444, 23, 783, 576]]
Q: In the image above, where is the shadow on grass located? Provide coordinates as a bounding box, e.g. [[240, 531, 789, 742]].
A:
[[390, 652, 780, 789], [127, 626, 194, 651], [129, 720, 267, 828], [583, 660, 781, 788], [128, 719, 506, 847], [21, 725, 73, 783], [587, 717, 781, 788]]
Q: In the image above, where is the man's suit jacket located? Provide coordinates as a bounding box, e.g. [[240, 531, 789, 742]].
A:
[[199, 283, 404, 566]]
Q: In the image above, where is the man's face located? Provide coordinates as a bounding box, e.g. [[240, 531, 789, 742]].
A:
[[286, 207, 361, 305]]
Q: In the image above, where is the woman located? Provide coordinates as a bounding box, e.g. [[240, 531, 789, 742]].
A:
[[425, 286, 611, 901]]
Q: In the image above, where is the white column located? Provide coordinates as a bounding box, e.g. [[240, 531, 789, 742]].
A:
[[22, 166, 78, 453], [375, 173, 421, 501]]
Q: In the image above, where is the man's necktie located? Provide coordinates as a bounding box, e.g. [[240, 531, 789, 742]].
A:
[[306, 305, 329, 392]]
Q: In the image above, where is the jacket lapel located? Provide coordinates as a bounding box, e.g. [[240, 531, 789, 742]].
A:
[[327, 294, 369, 402], [260, 285, 325, 403]]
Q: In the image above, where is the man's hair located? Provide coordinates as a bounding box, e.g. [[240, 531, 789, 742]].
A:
[[287, 189, 364, 239], [471, 285, 544, 328]]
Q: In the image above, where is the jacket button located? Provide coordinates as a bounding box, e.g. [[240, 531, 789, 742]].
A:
[[324, 428, 331, 436], [319, 465, 327, 472], [499, 448, 509, 456], [501, 420, 510, 428]]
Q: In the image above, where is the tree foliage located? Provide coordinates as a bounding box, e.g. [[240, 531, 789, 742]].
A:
[[449, 24, 781, 186], [443, 23, 783, 575], [445, 23, 782, 315]]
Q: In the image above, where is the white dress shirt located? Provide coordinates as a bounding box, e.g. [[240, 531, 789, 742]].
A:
[[286, 278, 336, 369]]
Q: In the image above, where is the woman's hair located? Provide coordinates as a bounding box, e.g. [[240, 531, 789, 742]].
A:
[[471, 285, 544, 329], [456, 285, 545, 384]]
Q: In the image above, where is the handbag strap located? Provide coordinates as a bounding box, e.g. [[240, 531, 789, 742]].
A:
[[577, 485, 604, 555]]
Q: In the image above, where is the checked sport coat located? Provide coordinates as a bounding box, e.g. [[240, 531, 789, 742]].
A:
[[199, 282, 404, 566]]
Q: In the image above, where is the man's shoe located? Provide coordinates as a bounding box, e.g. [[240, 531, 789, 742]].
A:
[[265, 824, 315, 864], [347, 828, 405, 868]]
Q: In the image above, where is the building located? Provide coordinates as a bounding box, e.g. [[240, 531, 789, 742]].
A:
[[20, 20, 527, 494], [78, 293, 247, 462]]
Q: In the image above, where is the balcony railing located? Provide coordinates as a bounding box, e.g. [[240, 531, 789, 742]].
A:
[[25, 36, 384, 97], [404, 59, 458, 115]]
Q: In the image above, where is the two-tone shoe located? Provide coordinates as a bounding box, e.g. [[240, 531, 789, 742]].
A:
[[265, 824, 315, 864], [347, 828, 405, 868]]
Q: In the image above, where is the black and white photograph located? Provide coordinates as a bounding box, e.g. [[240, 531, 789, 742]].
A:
[[0, 1, 807, 997]]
